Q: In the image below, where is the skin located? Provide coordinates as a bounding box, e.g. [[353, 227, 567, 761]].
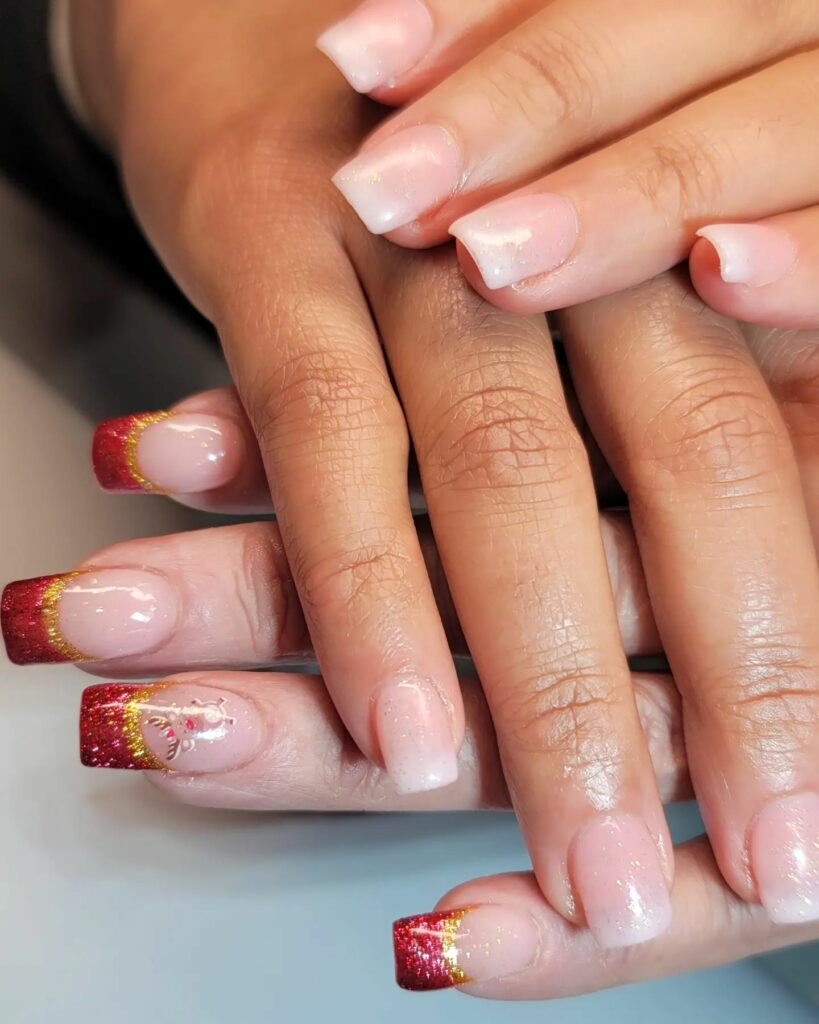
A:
[[70, 0, 673, 932], [53, 308, 819, 988], [328, 0, 819, 918], [64, 0, 818, 971]]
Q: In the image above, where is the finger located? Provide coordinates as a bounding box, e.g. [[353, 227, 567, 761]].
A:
[[364, 244, 673, 947], [331, 0, 818, 243], [317, 0, 541, 103], [450, 49, 819, 313], [0, 513, 660, 673], [691, 207, 819, 329], [747, 325, 819, 551], [392, 838, 819, 995], [92, 388, 271, 514], [79, 669, 687, 810], [118, 6, 467, 798], [181, 152, 467, 796], [91, 376, 624, 515], [561, 271, 819, 925]]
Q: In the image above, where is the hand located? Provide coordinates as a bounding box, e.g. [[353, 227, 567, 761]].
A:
[[321, 0, 819, 325], [35, 0, 671, 948], [15, 405, 815, 994]]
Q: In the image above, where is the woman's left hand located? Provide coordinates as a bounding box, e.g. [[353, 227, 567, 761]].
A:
[[322, 0, 819, 322]]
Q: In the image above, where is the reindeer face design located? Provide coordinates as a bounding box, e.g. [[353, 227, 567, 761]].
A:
[[146, 697, 237, 762]]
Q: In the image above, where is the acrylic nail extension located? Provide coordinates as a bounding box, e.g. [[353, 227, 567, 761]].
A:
[[375, 677, 458, 794], [80, 681, 263, 772], [750, 792, 819, 924], [570, 814, 672, 949], [695, 224, 798, 287], [93, 412, 240, 494], [393, 905, 540, 991], [332, 124, 462, 235], [1, 569, 177, 664], [317, 0, 434, 94], [451, 194, 579, 291]]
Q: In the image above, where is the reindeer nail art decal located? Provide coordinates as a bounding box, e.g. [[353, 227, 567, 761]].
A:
[[80, 682, 263, 772]]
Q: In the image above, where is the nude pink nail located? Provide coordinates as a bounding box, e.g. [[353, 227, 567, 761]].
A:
[[93, 412, 242, 494], [317, 0, 434, 93], [1, 569, 177, 663], [375, 677, 458, 795], [750, 792, 819, 924], [696, 224, 797, 287], [571, 814, 672, 948], [332, 124, 462, 234], [451, 194, 579, 290], [81, 681, 263, 772]]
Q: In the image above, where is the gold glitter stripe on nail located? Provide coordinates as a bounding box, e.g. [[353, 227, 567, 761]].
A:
[[124, 412, 171, 492], [42, 574, 89, 662], [123, 685, 168, 771], [442, 908, 471, 985]]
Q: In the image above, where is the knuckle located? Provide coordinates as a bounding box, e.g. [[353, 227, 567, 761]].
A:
[[423, 376, 588, 502], [234, 524, 308, 661], [294, 531, 414, 621], [699, 648, 819, 761], [488, 24, 606, 132], [631, 353, 791, 499], [497, 662, 623, 770], [628, 128, 730, 218], [758, 329, 819, 445], [245, 347, 407, 462]]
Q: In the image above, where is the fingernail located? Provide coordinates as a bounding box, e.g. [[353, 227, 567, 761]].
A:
[[696, 224, 797, 287], [750, 792, 819, 924], [571, 814, 672, 948], [93, 412, 241, 494], [450, 194, 579, 290], [375, 677, 458, 794], [333, 124, 461, 234], [393, 905, 540, 990], [80, 681, 263, 771], [1, 570, 177, 664], [317, 0, 434, 94]]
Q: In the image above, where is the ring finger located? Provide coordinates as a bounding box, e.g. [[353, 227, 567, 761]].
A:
[[562, 270, 819, 925]]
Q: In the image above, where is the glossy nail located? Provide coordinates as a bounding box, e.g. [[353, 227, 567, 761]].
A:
[[375, 677, 458, 794], [696, 224, 797, 287], [1, 569, 177, 664], [93, 412, 241, 494], [571, 814, 672, 948], [317, 0, 434, 93], [393, 905, 539, 991], [80, 681, 263, 771], [333, 124, 461, 235], [750, 792, 819, 924], [451, 194, 579, 290]]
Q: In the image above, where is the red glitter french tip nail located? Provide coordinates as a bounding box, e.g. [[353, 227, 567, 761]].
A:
[[92, 412, 170, 492], [80, 683, 170, 770], [393, 909, 470, 991], [80, 682, 264, 772], [1, 574, 86, 665]]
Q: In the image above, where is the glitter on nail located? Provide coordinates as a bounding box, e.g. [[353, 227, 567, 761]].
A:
[[81, 683, 173, 770], [393, 908, 471, 990], [1, 573, 87, 664], [80, 684, 240, 770], [92, 412, 170, 492]]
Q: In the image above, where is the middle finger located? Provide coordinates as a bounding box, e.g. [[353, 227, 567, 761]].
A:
[[364, 244, 673, 948]]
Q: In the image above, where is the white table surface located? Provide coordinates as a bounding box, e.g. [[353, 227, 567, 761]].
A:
[[0, 179, 815, 1024]]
